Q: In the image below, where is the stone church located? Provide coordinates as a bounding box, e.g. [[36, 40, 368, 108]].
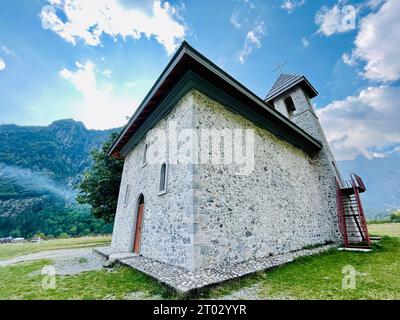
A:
[[106, 42, 369, 276]]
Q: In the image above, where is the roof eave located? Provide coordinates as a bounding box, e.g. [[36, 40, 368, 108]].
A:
[[108, 42, 322, 157], [177, 45, 321, 150]]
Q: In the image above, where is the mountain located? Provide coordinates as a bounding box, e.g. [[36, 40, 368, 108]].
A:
[[338, 154, 400, 220], [0, 119, 120, 237]]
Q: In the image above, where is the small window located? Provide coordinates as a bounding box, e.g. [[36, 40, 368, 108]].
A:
[[159, 163, 167, 194], [142, 144, 148, 166], [284, 96, 296, 116], [124, 184, 130, 206]]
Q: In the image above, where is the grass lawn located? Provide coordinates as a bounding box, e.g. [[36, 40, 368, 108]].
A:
[[0, 260, 174, 300], [368, 223, 400, 238], [1, 226, 399, 300], [0, 236, 111, 260], [201, 236, 400, 300]]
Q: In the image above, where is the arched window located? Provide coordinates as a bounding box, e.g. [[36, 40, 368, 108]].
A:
[[142, 144, 148, 166], [123, 184, 130, 207], [284, 96, 296, 116], [159, 163, 167, 194]]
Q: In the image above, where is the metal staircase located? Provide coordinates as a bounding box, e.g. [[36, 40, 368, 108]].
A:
[[336, 173, 371, 248]]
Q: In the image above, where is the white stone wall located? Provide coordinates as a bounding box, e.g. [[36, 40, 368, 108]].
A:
[[111, 91, 196, 270], [111, 87, 341, 272], [192, 90, 340, 269], [273, 87, 344, 185]]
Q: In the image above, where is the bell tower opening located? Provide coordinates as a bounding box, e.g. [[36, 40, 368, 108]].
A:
[[284, 96, 296, 117]]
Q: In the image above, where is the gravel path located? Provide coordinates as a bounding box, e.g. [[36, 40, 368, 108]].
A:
[[0, 247, 105, 275]]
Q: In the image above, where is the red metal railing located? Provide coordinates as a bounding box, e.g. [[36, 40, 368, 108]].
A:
[[335, 174, 371, 248], [351, 173, 366, 192], [350, 174, 371, 247]]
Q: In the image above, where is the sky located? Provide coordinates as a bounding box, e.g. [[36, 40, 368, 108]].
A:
[[0, 0, 399, 161]]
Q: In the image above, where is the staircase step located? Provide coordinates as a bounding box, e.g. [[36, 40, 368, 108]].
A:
[[347, 243, 371, 248], [338, 247, 372, 252], [337, 175, 371, 249]]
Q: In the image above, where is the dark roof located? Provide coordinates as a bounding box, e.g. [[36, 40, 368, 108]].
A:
[[108, 42, 322, 158], [265, 73, 318, 102]]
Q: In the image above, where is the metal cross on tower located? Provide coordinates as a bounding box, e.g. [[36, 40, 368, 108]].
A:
[[272, 61, 287, 74]]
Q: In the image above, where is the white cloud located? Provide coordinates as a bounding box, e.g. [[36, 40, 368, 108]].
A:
[[0, 58, 5, 71], [342, 52, 357, 66], [350, 0, 400, 82], [315, 3, 356, 36], [302, 37, 309, 48], [366, 0, 385, 9], [237, 22, 265, 64], [317, 86, 400, 160], [243, 0, 256, 10], [230, 10, 241, 29], [40, 0, 186, 55], [281, 0, 305, 14], [102, 69, 112, 78], [59, 61, 138, 129], [123, 81, 137, 89], [1, 46, 17, 59]]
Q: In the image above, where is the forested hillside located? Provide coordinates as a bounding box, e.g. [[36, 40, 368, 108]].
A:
[[0, 119, 120, 237]]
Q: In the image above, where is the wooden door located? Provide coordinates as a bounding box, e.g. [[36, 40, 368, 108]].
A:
[[133, 203, 144, 254]]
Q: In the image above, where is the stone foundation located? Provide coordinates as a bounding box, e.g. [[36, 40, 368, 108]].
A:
[[95, 243, 338, 294]]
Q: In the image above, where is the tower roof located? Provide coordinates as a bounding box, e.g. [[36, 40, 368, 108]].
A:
[[265, 74, 318, 103]]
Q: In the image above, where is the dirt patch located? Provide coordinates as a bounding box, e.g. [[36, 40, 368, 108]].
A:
[[0, 248, 105, 275]]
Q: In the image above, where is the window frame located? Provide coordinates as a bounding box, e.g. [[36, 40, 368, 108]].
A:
[[158, 162, 168, 196], [123, 184, 130, 207], [142, 143, 148, 167]]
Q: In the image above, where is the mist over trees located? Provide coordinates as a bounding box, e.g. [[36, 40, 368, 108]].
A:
[[0, 120, 120, 238]]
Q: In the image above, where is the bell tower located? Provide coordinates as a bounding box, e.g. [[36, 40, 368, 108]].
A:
[[265, 74, 343, 184]]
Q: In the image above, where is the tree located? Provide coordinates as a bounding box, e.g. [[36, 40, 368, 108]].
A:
[[76, 132, 123, 223], [390, 210, 400, 223]]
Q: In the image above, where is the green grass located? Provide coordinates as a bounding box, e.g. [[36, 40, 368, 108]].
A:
[[0, 236, 111, 260], [0, 259, 174, 300], [200, 237, 400, 300], [368, 223, 400, 238], [1, 227, 400, 300]]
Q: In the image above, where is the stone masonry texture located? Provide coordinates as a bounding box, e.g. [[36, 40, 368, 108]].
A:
[[192, 90, 340, 269], [111, 92, 196, 270], [111, 87, 341, 272]]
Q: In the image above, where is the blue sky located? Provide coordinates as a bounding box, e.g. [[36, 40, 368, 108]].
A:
[[0, 0, 399, 160]]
